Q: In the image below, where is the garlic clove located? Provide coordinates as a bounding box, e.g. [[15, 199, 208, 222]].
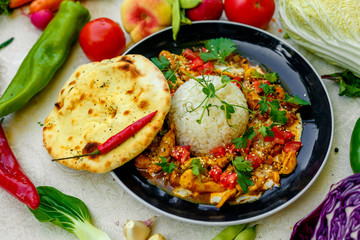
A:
[[148, 233, 167, 240], [123, 220, 151, 240]]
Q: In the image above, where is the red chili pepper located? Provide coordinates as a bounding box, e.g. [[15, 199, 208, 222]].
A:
[[0, 123, 40, 209], [53, 110, 158, 160]]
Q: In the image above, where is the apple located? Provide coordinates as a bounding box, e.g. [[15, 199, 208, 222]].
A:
[[186, 0, 224, 21], [121, 0, 172, 43]]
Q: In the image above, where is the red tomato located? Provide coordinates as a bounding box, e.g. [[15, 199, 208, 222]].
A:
[[220, 172, 237, 189], [187, 0, 224, 21], [224, 0, 275, 29], [189, 57, 204, 70], [209, 146, 226, 157], [246, 153, 262, 169], [264, 126, 294, 145], [253, 80, 271, 93], [283, 141, 302, 153], [170, 146, 191, 164], [198, 61, 214, 74], [79, 18, 126, 62], [182, 48, 198, 60], [209, 165, 222, 182]]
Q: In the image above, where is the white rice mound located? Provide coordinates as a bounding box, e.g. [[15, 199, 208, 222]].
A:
[[168, 75, 249, 156]]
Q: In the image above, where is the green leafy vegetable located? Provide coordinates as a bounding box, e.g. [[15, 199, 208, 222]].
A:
[[199, 38, 237, 64], [0, 0, 10, 15], [29, 186, 110, 240], [279, 0, 360, 77], [284, 93, 310, 105], [151, 56, 178, 84], [232, 156, 254, 193], [252, 70, 279, 83], [191, 158, 205, 176], [156, 157, 176, 173], [233, 127, 255, 149], [322, 70, 360, 97], [0, 37, 13, 49]]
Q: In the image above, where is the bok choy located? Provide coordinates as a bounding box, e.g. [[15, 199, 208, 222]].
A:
[[29, 186, 110, 240], [278, 0, 360, 77]]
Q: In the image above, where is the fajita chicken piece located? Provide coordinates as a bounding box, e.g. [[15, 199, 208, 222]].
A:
[[179, 169, 225, 193]]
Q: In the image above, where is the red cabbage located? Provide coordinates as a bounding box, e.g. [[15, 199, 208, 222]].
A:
[[290, 173, 360, 240]]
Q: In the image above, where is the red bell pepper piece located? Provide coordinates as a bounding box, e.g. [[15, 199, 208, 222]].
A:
[[0, 123, 40, 209], [283, 141, 302, 153], [170, 145, 191, 164]]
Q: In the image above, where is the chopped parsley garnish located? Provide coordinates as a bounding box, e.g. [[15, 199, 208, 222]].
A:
[[151, 56, 178, 84], [191, 158, 205, 176], [284, 93, 310, 105], [233, 127, 255, 149], [232, 156, 254, 193], [252, 70, 279, 83], [156, 157, 176, 173], [199, 38, 237, 64]]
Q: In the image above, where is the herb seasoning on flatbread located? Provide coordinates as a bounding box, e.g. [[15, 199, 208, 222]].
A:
[[43, 55, 171, 173]]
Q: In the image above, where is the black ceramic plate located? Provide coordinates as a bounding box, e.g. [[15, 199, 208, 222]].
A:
[[111, 21, 333, 225]]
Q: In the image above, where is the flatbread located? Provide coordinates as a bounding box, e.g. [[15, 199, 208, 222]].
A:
[[43, 55, 171, 173]]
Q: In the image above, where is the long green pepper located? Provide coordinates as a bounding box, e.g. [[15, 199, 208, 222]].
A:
[[0, 1, 90, 118]]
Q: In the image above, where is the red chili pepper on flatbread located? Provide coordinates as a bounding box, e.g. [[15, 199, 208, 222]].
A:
[[0, 123, 40, 209], [53, 110, 158, 161]]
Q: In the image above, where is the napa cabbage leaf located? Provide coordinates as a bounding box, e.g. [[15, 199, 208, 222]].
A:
[[278, 0, 360, 77]]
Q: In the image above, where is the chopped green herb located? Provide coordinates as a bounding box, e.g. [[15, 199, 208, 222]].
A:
[[151, 56, 178, 84], [37, 121, 44, 127], [156, 157, 176, 173], [233, 127, 255, 149], [191, 158, 205, 176], [269, 101, 288, 125], [252, 70, 279, 83], [284, 93, 310, 105], [0, 37, 14, 49], [258, 123, 274, 138], [199, 38, 237, 64], [232, 156, 254, 193]]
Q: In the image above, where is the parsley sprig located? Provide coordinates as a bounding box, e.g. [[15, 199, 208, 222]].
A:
[[151, 56, 179, 86], [232, 156, 254, 193], [191, 158, 205, 181], [199, 38, 237, 64], [156, 157, 176, 173], [184, 73, 252, 125]]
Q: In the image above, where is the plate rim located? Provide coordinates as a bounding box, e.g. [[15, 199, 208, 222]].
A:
[[111, 20, 334, 226]]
